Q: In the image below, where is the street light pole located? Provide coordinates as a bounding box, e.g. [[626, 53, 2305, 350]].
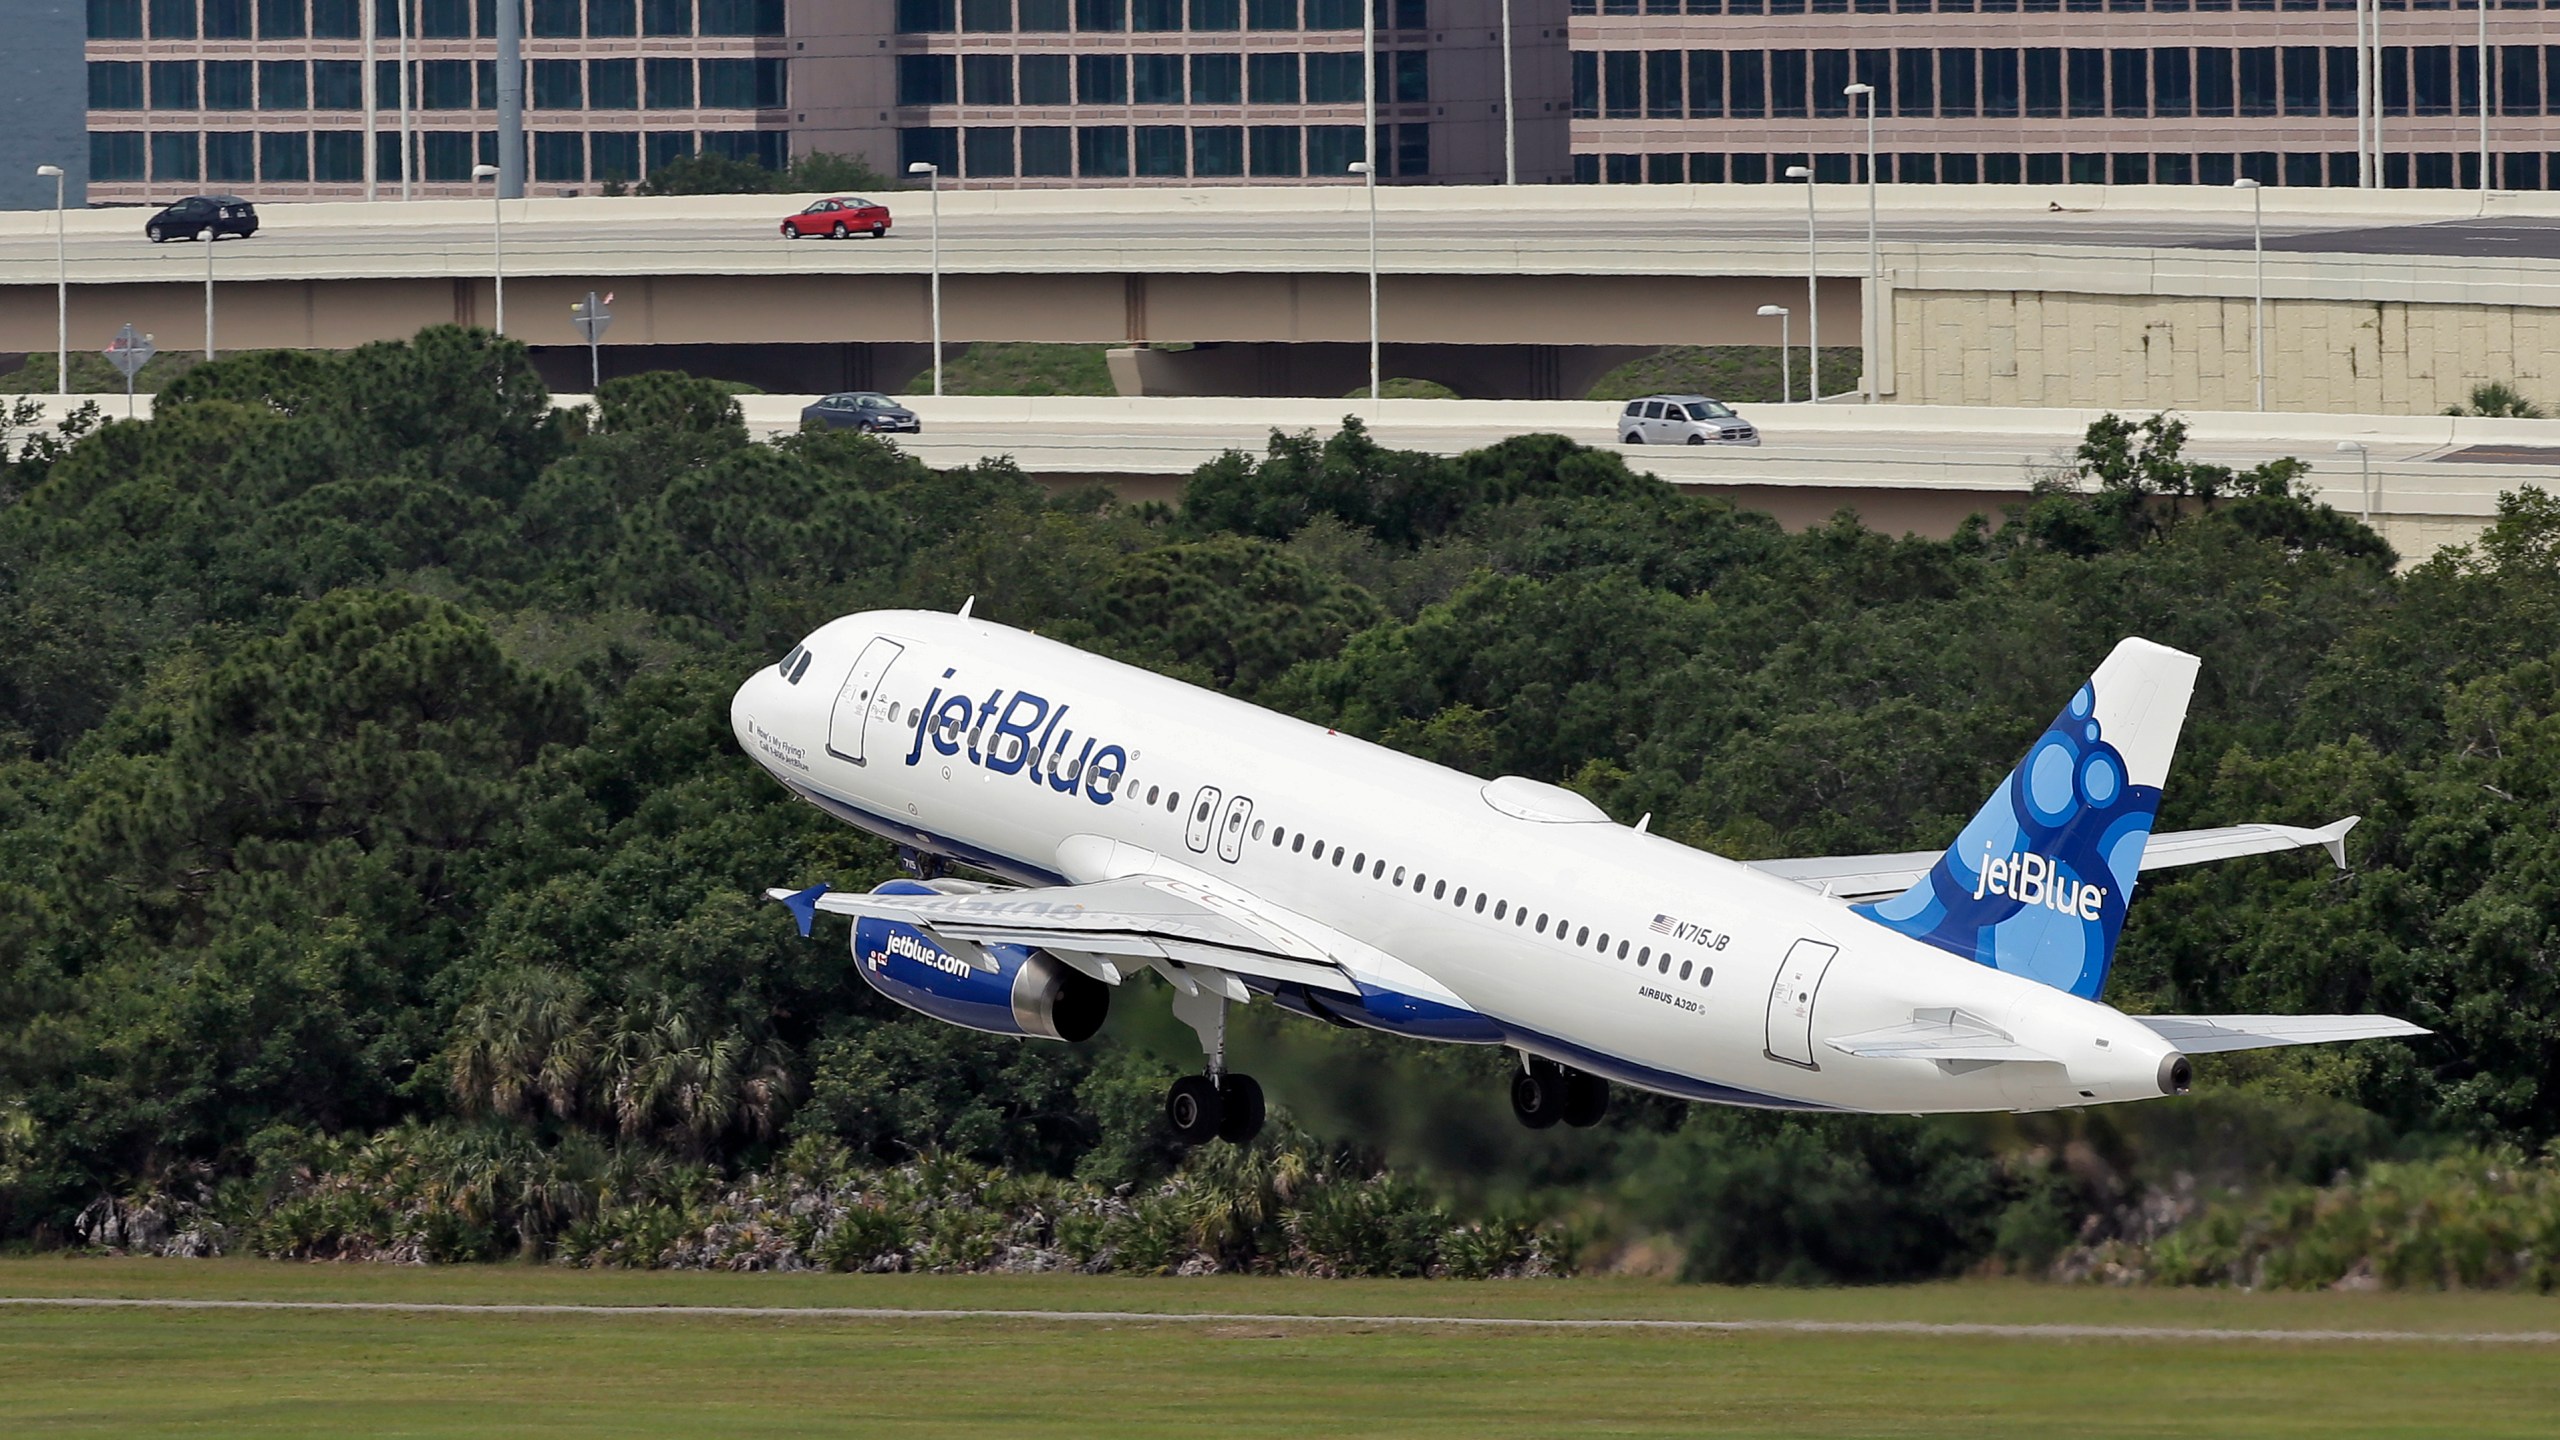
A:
[[2478, 0, 2491, 198], [908, 161, 944, 396], [1785, 164, 1817, 402], [36, 164, 65, 396], [1500, 0, 1517, 186], [362, 0, 376, 200], [1844, 83, 1876, 404], [2235, 177, 2263, 411], [473, 163, 505, 334], [1350, 161, 1381, 406], [2335, 440, 2372, 522], [398, 0, 413, 201], [1757, 304, 1792, 403], [203, 228, 216, 360]]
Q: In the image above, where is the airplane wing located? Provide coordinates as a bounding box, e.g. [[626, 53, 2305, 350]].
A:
[[1747, 817, 2360, 903], [2132, 1014, 2430, 1053], [766, 876, 1363, 997]]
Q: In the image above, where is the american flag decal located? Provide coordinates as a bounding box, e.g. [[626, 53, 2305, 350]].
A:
[[1651, 914, 1675, 934]]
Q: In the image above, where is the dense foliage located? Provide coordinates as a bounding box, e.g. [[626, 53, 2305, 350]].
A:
[[4, 327, 2557, 1284]]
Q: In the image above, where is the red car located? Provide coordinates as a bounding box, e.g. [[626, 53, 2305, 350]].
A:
[[780, 196, 892, 240]]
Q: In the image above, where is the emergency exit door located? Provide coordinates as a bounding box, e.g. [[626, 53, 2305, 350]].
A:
[[1763, 939, 1840, 1069]]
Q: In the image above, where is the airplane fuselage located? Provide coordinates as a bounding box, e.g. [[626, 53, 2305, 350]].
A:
[[733, 610, 2186, 1115]]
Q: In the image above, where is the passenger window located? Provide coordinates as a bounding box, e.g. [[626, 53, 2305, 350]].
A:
[[1393, 866, 1406, 885], [1453, 886, 1467, 906], [1413, 874, 1427, 892], [1515, 908, 1527, 927], [1678, 960, 1693, 980], [1332, 848, 1345, 867], [1638, 945, 1650, 965], [1698, 967, 1714, 988], [1597, 932, 1609, 952], [1198, 799, 1214, 822], [1492, 899, 1505, 919], [1353, 852, 1366, 871], [1291, 834, 1305, 853], [888, 702, 901, 722], [1536, 915, 1548, 934], [1616, 940, 1629, 959], [1474, 893, 1487, 914], [1167, 791, 1181, 813], [1433, 880, 1446, 899], [1146, 785, 1160, 805], [1658, 953, 1672, 973], [1373, 860, 1386, 879], [1253, 820, 1266, 841]]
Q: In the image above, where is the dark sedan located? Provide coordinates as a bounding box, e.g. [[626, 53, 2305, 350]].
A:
[[145, 195, 258, 243], [801, 392, 921, 434]]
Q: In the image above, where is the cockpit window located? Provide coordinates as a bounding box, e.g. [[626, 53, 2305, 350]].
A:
[[788, 651, 813, 685], [779, 645, 804, 674]]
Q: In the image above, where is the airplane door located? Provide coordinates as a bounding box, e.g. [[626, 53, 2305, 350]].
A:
[[1183, 785, 1223, 854], [1763, 938, 1840, 1069], [826, 637, 905, 767], [1215, 794, 1253, 863]]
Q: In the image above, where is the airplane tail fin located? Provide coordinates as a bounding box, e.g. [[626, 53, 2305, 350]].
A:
[[1852, 638, 2199, 1001]]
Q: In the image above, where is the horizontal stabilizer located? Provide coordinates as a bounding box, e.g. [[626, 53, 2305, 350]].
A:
[[1827, 1011, 2061, 1064], [2135, 1013, 2429, 1054], [1749, 817, 2360, 905]]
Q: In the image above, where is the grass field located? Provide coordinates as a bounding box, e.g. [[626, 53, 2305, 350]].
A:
[[3, 1261, 2555, 1438]]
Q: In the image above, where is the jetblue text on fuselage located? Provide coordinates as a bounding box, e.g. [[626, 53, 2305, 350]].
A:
[[903, 670, 1128, 806]]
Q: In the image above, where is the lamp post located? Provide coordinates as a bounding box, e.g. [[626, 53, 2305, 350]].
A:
[[1349, 160, 1382, 406], [2478, 0, 2491, 199], [473, 162, 505, 334], [1785, 164, 1817, 402], [202, 226, 216, 360], [1843, 82, 1877, 404], [35, 164, 65, 396], [398, 0, 413, 201], [2336, 440, 2372, 522], [907, 161, 944, 396], [1500, 0, 1516, 185], [2234, 177, 2264, 411], [1757, 304, 1792, 403]]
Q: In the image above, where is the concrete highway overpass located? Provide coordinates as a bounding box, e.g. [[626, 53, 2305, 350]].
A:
[[9, 186, 2560, 411]]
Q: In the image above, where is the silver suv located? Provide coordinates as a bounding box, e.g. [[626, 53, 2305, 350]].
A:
[[1618, 394, 1759, 446]]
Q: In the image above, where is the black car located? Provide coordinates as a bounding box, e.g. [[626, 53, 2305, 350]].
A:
[[801, 391, 921, 434], [145, 195, 258, 243]]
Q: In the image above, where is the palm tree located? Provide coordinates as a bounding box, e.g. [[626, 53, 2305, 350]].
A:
[[445, 969, 597, 1122]]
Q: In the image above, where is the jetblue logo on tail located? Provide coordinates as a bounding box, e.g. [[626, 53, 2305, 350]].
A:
[[1971, 847, 2106, 921]]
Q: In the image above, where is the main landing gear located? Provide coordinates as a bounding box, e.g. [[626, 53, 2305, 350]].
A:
[[1510, 1055, 1609, 1130], [896, 847, 948, 881], [1163, 974, 1268, 1146]]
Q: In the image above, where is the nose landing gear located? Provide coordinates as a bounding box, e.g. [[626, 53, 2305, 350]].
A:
[[1510, 1056, 1609, 1130]]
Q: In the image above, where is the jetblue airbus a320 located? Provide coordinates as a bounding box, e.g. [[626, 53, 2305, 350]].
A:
[[734, 606, 2424, 1143]]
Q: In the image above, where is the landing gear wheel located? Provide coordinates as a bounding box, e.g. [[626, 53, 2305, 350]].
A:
[[1215, 1074, 1266, 1144], [1563, 1071, 1610, 1128], [1510, 1061, 1566, 1130], [831, 221, 849, 238], [1166, 1074, 1224, 1144]]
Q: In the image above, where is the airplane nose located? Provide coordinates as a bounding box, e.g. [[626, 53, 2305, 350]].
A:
[[731, 668, 767, 754]]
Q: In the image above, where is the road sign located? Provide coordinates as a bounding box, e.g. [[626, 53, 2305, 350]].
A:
[[103, 323, 154, 379]]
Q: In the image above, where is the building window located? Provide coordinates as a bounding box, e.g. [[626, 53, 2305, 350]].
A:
[[533, 129, 586, 180], [1193, 0, 1239, 27], [1077, 54, 1128, 103], [699, 0, 784, 32], [645, 130, 693, 173], [1133, 0, 1181, 26], [1246, 0, 1294, 27], [2240, 47, 2278, 117], [589, 0, 636, 34], [1135, 123, 1185, 174], [1248, 53, 1298, 103], [1603, 51, 1639, 117], [2155, 48, 2192, 116], [1134, 53, 1183, 104], [152, 130, 199, 180], [2197, 48, 2234, 115], [90, 0, 144, 39], [204, 0, 250, 38], [1248, 123, 1299, 175], [1393, 121, 1427, 176], [2066, 48, 2102, 117], [206, 61, 255, 111], [261, 131, 309, 181], [591, 58, 639, 109], [420, 129, 472, 180], [1939, 48, 1976, 117], [646, 57, 696, 109], [1022, 124, 1072, 175], [314, 59, 361, 110], [1078, 123, 1129, 175], [1192, 124, 1243, 175], [1896, 48, 1932, 115], [701, 58, 758, 108], [533, 59, 582, 110], [965, 126, 1015, 177], [1771, 49, 1807, 115], [900, 125, 959, 174], [2411, 46, 2452, 117], [419, 0, 469, 36], [1389, 49, 1427, 103], [311, 0, 357, 34], [963, 54, 1013, 106], [422, 59, 474, 110], [1303, 0, 1356, 25], [646, 0, 694, 33], [91, 130, 147, 182], [1730, 50, 1765, 118], [1982, 47, 2019, 117], [206, 130, 255, 182], [592, 130, 640, 181], [961, 0, 1012, 28], [1020, 54, 1071, 104], [258, 0, 304, 37], [1307, 122, 1362, 175], [1307, 51, 1363, 104], [1018, 0, 1067, 26], [1571, 51, 1597, 117], [2280, 45, 2318, 115], [151, 59, 198, 110], [2024, 48, 2061, 117], [1688, 51, 1721, 117], [897, 55, 954, 106], [532, 0, 582, 35], [1076, 0, 1125, 29], [301, 129, 356, 180], [1192, 52, 1242, 104], [90, 61, 145, 111], [703, 131, 786, 169], [260, 60, 309, 111], [1645, 50, 1682, 117], [2112, 48, 2149, 116], [148, 0, 194, 37]]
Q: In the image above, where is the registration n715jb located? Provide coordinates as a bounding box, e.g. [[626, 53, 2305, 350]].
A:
[[733, 607, 2423, 1143]]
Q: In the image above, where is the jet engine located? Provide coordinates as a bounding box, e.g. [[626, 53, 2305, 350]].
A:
[[850, 880, 1109, 1041]]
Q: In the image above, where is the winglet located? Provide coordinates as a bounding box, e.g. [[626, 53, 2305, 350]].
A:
[[778, 882, 832, 938], [2317, 815, 2360, 870]]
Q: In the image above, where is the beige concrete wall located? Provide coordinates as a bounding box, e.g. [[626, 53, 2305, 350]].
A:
[[1893, 289, 2560, 416]]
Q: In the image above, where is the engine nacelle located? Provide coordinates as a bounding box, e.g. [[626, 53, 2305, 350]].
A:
[[851, 881, 1109, 1041]]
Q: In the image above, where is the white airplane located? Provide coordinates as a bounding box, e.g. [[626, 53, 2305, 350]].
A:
[[734, 606, 2425, 1144]]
